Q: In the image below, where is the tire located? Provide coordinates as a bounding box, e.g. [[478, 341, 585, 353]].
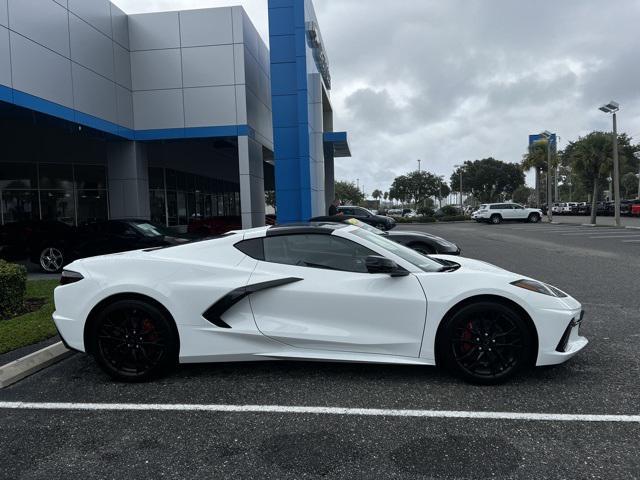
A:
[[436, 302, 533, 385], [39, 246, 65, 273], [88, 299, 179, 382], [528, 213, 541, 224], [490, 214, 502, 225]]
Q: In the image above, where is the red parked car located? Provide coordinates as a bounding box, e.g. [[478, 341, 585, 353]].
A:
[[631, 200, 640, 217]]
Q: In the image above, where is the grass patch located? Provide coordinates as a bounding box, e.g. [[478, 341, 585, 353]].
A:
[[0, 279, 59, 355]]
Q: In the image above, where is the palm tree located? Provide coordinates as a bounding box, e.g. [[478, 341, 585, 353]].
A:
[[522, 140, 551, 207], [371, 189, 383, 201], [566, 132, 614, 225]]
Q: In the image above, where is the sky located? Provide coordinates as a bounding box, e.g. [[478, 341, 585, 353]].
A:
[[112, 0, 640, 194]]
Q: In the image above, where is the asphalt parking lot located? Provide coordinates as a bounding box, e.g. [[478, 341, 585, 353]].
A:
[[2, 221, 640, 479]]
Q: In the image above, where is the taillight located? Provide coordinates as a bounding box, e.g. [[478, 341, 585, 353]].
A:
[[60, 270, 84, 286]]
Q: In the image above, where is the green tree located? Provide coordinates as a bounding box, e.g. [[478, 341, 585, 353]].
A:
[[522, 139, 557, 207], [335, 180, 364, 205], [622, 172, 638, 199], [389, 170, 440, 207], [564, 132, 613, 224], [383, 191, 389, 201], [434, 178, 451, 208], [512, 186, 534, 205], [451, 158, 525, 203], [371, 189, 383, 201]]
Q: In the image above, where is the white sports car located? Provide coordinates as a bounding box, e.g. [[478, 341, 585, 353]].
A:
[[53, 223, 587, 384]]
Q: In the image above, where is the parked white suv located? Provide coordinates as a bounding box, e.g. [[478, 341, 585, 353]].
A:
[[472, 203, 543, 224]]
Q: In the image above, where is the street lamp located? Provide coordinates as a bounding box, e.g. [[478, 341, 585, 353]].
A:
[[417, 159, 422, 172], [454, 164, 464, 212], [540, 131, 554, 223], [599, 101, 621, 227], [634, 151, 640, 199]]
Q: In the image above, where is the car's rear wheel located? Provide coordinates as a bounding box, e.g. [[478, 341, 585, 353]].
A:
[[89, 299, 178, 382], [528, 213, 541, 223], [437, 302, 533, 385], [490, 214, 502, 225], [39, 246, 65, 273]]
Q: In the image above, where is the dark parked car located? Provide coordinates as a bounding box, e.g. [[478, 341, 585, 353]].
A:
[[0, 219, 194, 273], [337, 206, 396, 230], [309, 216, 461, 255], [0, 220, 77, 272]]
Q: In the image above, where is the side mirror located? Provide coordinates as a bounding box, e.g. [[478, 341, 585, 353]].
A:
[[365, 256, 409, 277]]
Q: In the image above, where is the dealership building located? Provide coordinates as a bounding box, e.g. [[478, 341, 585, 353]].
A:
[[0, 0, 349, 228]]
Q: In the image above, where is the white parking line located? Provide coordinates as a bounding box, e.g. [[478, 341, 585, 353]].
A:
[[0, 402, 639, 423], [561, 231, 640, 236], [622, 240, 640, 243], [588, 235, 640, 240]]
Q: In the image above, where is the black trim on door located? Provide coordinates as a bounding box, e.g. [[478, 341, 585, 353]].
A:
[[203, 278, 303, 328]]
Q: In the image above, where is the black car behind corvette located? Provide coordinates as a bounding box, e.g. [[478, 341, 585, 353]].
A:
[[309, 216, 461, 255]]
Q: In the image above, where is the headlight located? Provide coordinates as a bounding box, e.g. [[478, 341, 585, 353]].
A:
[[511, 279, 567, 298]]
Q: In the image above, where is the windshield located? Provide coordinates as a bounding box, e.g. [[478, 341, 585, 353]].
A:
[[131, 221, 175, 238], [343, 218, 385, 234], [349, 228, 444, 273]]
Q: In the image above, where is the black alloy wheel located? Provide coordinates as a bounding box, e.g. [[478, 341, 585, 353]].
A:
[[90, 299, 178, 382], [528, 213, 541, 223], [438, 302, 533, 384], [39, 246, 65, 273], [490, 215, 502, 225]]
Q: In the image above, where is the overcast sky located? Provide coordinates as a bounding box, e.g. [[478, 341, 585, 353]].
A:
[[113, 0, 640, 194]]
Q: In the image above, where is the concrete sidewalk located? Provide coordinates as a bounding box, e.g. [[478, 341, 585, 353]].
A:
[[549, 215, 640, 227]]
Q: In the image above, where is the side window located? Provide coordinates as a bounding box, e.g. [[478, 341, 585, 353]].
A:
[[263, 234, 377, 273], [340, 208, 355, 216], [490, 205, 500, 210], [355, 208, 370, 217]]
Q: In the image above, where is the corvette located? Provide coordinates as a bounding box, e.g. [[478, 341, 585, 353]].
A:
[[53, 223, 587, 384]]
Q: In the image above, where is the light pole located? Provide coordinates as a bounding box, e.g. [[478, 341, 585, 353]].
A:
[[454, 164, 463, 212], [540, 131, 554, 223], [417, 159, 422, 172], [634, 151, 640, 199], [599, 101, 621, 227]]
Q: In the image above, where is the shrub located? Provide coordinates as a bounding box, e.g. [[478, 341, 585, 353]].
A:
[[0, 260, 27, 319], [417, 206, 435, 217], [440, 205, 461, 216]]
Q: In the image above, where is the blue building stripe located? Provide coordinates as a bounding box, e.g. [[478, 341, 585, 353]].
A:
[[0, 85, 252, 142]]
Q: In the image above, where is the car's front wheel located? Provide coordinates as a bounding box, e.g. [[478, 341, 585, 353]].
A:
[[528, 213, 541, 223], [89, 299, 179, 382], [437, 302, 534, 384]]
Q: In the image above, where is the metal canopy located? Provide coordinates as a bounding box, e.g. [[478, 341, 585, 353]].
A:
[[323, 131, 351, 158]]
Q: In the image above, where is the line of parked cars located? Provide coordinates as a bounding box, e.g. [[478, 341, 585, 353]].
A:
[[550, 200, 640, 217]]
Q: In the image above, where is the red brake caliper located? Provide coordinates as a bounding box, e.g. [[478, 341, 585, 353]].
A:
[[461, 321, 474, 353]]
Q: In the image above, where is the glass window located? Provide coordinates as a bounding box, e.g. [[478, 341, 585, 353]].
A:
[[167, 191, 178, 226], [177, 192, 187, 225], [149, 168, 165, 190], [1, 190, 38, 222], [0, 163, 38, 189], [41, 190, 75, 225], [77, 190, 108, 224], [39, 164, 73, 190], [150, 190, 166, 225], [263, 234, 377, 273], [349, 228, 444, 273], [74, 165, 107, 190]]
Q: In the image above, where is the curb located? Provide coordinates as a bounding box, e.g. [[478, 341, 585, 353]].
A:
[[0, 342, 72, 389]]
